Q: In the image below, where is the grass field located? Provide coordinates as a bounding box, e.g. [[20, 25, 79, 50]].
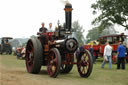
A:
[[0, 55, 128, 85]]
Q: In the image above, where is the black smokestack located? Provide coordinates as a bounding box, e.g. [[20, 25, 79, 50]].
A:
[[64, 3, 73, 31]]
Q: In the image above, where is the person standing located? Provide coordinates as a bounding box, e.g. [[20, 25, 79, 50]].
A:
[[47, 23, 54, 32], [79, 44, 85, 52], [89, 45, 96, 64], [39, 22, 47, 33], [116, 42, 126, 70], [101, 42, 112, 69], [75, 48, 80, 59]]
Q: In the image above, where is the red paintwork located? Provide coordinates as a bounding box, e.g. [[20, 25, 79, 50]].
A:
[[84, 45, 100, 57], [26, 41, 34, 73], [84, 33, 128, 62], [112, 44, 118, 51], [126, 56, 128, 59], [84, 45, 99, 51], [100, 45, 105, 54]]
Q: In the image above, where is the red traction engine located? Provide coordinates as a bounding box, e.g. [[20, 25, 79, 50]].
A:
[[25, 3, 93, 78]]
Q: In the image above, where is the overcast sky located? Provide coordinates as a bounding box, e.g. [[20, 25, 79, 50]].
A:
[[0, 0, 127, 38]]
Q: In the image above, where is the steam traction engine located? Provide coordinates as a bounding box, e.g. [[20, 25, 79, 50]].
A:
[[25, 3, 93, 78], [0, 37, 13, 55]]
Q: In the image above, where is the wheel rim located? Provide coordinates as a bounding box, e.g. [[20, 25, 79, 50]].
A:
[[77, 50, 92, 77], [26, 41, 34, 72], [48, 51, 58, 76], [47, 48, 61, 77]]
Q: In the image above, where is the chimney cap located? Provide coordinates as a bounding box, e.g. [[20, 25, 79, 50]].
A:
[[65, 3, 72, 8]]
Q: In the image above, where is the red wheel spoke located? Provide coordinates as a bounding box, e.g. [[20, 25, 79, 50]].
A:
[[48, 64, 56, 75], [84, 63, 88, 66], [29, 43, 34, 52], [28, 60, 31, 63], [29, 43, 33, 48], [53, 58, 57, 63], [47, 48, 61, 77], [77, 50, 93, 77], [79, 63, 82, 67], [49, 65, 52, 71], [51, 55, 54, 60], [28, 59, 33, 65]]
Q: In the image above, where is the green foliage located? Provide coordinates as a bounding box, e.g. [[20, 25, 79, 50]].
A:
[[30, 35, 36, 38], [11, 39, 20, 47], [100, 26, 118, 36], [86, 25, 118, 43], [72, 21, 85, 45], [11, 38, 28, 47], [86, 27, 100, 43], [91, 0, 128, 30]]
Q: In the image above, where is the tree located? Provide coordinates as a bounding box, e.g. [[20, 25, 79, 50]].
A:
[[86, 25, 118, 43], [11, 39, 20, 47], [100, 25, 118, 36], [72, 21, 85, 45], [86, 27, 100, 43], [91, 0, 128, 30], [30, 35, 36, 38]]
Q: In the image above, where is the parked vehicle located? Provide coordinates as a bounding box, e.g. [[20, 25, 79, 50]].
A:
[[84, 33, 128, 63], [14, 47, 25, 59], [0, 37, 13, 55]]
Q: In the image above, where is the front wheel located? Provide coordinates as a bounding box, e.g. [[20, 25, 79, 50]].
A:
[[47, 48, 61, 78], [77, 50, 93, 78]]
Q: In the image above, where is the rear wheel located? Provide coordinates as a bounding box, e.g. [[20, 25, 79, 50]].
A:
[[77, 50, 93, 78], [47, 48, 61, 78], [9, 47, 12, 55], [25, 38, 43, 74], [0, 45, 4, 55]]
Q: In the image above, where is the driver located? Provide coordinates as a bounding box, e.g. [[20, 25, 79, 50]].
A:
[[39, 22, 47, 33]]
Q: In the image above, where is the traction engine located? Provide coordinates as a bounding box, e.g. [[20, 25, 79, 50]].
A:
[[25, 3, 93, 78]]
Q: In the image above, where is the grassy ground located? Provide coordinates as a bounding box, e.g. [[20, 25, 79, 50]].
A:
[[0, 55, 128, 85]]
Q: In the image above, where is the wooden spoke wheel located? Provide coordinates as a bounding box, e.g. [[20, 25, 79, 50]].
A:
[[25, 38, 43, 74], [47, 48, 61, 78], [77, 50, 93, 78]]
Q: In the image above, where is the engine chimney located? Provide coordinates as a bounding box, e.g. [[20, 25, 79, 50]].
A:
[[64, 3, 73, 31]]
